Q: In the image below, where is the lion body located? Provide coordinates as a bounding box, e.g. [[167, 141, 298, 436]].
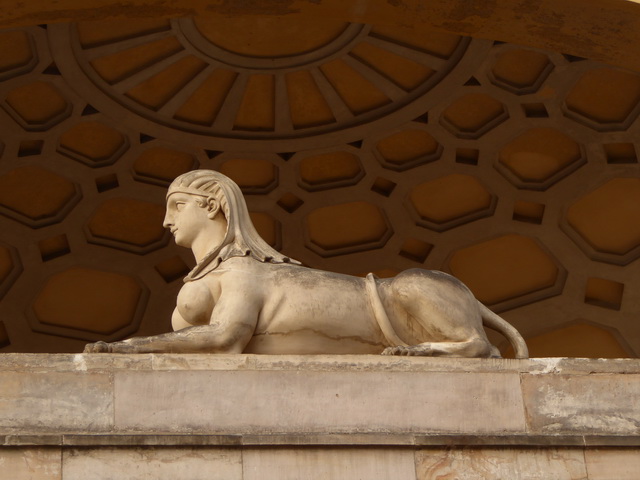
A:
[[172, 257, 508, 357]]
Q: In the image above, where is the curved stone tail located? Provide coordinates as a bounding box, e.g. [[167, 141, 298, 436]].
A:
[[478, 302, 529, 359], [365, 273, 409, 347]]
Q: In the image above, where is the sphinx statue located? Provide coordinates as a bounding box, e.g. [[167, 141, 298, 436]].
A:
[[84, 169, 528, 358]]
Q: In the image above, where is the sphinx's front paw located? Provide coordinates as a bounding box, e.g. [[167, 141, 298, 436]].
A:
[[84, 340, 140, 353], [83, 341, 110, 353]]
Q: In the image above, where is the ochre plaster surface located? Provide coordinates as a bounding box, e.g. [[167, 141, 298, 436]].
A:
[[1, 0, 640, 73]]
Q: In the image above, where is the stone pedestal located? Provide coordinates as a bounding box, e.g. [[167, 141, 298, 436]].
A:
[[1, 354, 638, 479]]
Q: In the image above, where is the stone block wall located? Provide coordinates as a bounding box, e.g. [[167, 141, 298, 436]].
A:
[[1, 354, 638, 479]]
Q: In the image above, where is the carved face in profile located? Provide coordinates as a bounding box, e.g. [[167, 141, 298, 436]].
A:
[[164, 170, 298, 268], [163, 192, 218, 249]]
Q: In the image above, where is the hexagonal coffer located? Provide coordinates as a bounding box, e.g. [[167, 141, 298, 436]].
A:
[[497, 128, 585, 190], [298, 151, 363, 191], [305, 201, 392, 256], [133, 147, 198, 186], [564, 178, 640, 265], [490, 48, 553, 94], [218, 158, 278, 194], [4, 81, 70, 131], [29, 267, 148, 341], [564, 68, 640, 131], [86, 198, 168, 254], [0, 166, 81, 228], [58, 121, 129, 167], [0, 30, 38, 81], [440, 93, 508, 139], [408, 174, 495, 231], [447, 234, 566, 311], [375, 129, 441, 171]]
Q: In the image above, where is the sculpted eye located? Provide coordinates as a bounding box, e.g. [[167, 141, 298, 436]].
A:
[[175, 202, 186, 211]]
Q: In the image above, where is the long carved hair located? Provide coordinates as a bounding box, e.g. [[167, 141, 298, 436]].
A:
[[168, 170, 300, 280]]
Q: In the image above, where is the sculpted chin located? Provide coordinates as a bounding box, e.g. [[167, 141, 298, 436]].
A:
[[84, 170, 528, 359]]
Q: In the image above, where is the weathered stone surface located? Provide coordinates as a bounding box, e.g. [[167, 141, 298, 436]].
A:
[[62, 447, 242, 480], [148, 354, 534, 373], [114, 370, 525, 434], [2, 354, 639, 374], [584, 449, 640, 480], [61, 434, 242, 447], [243, 447, 416, 480], [0, 353, 152, 372], [0, 354, 637, 480], [240, 433, 417, 446], [416, 447, 588, 480], [1, 433, 638, 447], [0, 447, 62, 480], [0, 372, 112, 432], [2, 435, 62, 446], [521, 374, 640, 435], [525, 357, 640, 375], [0, 355, 639, 445]]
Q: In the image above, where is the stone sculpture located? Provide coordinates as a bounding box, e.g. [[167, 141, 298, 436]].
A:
[[84, 170, 528, 358]]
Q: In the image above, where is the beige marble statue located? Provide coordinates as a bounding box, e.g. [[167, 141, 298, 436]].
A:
[[84, 170, 528, 358]]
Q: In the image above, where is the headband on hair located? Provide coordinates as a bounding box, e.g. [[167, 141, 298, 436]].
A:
[[166, 187, 211, 198]]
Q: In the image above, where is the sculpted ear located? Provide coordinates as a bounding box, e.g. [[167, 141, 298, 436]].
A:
[[205, 197, 220, 219]]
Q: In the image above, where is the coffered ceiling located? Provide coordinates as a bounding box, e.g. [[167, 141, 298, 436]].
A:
[[0, 1, 639, 357]]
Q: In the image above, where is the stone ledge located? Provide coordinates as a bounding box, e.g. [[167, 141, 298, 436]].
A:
[[1, 354, 638, 443], [1, 353, 639, 374], [3, 433, 640, 447], [4, 445, 640, 480]]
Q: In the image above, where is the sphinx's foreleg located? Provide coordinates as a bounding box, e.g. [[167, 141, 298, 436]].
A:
[[83, 323, 251, 354]]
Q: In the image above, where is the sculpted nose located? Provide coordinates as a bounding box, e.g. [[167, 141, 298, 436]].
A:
[[162, 211, 172, 229]]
